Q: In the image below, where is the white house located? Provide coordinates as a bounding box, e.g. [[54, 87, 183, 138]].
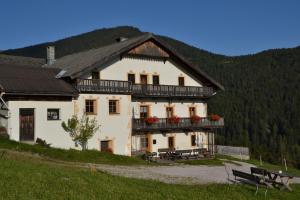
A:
[[0, 33, 224, 156]]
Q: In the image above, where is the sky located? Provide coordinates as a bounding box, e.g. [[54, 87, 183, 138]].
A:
[[0, 0, 300, 56]]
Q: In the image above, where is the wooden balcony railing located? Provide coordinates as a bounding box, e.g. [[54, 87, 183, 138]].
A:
[[75, 79, 132, 94], [132, 117, 224, 132], [132, 84, 214, 98], [75, 79, 215, 98]]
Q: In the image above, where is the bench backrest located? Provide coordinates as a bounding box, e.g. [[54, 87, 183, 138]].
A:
[[158, 148, 175, 152], [232, 170, 261, 183], [250, 167, 267, 176], [175, 150, 192, 154]]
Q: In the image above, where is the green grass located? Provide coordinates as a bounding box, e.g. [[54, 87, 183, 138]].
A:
[[0, 138, 149, 166], [1, 153, 300, 200], [216, 154, 300, 176]]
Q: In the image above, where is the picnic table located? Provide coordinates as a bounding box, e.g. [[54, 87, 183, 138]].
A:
[[267, 170, 294, 191], [250, 167, 295, 191]]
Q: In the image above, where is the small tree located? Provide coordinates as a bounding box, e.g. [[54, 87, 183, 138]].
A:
[[62, 115, 99, 150]]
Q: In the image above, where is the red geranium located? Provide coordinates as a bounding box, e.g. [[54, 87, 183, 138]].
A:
[[210, 114, 221, 121], [168, 116, 181, 124], [190, 115, 201, 123], [145, 117, 159, 124]]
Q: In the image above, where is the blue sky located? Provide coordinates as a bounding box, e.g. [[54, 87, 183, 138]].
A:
[[0, 0, 299, 56]]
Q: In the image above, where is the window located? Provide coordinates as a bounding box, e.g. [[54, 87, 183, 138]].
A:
[[101, 140, 112, 152], [140, 105, 149, 119], [189, 107, 196, 117], [166, 107, 174, 118], [92, 72, 100, 79], [47, 109, 60, 120], [153, 139, 156, 145], [140, 137, 148, 149], [178, 77, 185, 86], [152, 75, 160, 85], [109, 100, 120, 114], [191, 135, 196, 146], [140, 74, 148, 85], [168, 137, 175, 148], [85, 100, 96, 115], [128, 73, 135, 84]]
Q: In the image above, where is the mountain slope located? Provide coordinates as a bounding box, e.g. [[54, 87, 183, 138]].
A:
[[1, 26, 300, 168]]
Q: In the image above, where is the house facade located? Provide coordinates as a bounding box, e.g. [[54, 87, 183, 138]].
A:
[[0, 33, 224, 156]]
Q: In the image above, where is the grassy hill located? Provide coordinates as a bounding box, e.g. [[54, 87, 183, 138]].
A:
[[1, 26, 300, 168], [1, 139, 300, 200]]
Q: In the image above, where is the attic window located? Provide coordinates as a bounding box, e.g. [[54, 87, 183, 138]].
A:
[[92, 72, 100, 79]]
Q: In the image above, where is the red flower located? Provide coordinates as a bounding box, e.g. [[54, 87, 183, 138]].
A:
[[168, 116, 181, 124], [210, 114, 221, 121], [145, 117, 159, 124], [190, 115, 201, 123]]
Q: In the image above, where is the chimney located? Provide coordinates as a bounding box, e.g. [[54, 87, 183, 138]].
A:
[[116, 37, 128, 42], [46, 46, 56, 65]]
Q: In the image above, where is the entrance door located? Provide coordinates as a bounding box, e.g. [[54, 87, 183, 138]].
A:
[[140, 75, 148, 85], [168, 136, 175, 149], [19, 109, 34, 141]]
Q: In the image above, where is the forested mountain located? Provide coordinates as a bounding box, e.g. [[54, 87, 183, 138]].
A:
[[2, 26, 300, 167]]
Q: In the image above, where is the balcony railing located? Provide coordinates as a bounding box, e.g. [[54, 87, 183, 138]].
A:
[[75, 79, 132, 94], [132, 84, 214, 98], [132, 117, 224, 132], [75, 79, 215, 98]]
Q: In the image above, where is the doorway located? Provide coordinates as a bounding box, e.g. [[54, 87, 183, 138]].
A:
[[19, 108, 34, 141]]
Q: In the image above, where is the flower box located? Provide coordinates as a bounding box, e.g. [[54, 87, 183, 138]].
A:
[[168, 116, 181, 124], [145, 117, 159, 124], [209, 114, 221, 121], [190, 115, 201, 123]]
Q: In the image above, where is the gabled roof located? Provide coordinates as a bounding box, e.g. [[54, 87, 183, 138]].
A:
[[0, 54, 45, 67], [49, 33, 224, 90], [0, 64, 77, 96]]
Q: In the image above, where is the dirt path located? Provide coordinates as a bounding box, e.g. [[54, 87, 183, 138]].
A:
[[87, 160, 258, 184]]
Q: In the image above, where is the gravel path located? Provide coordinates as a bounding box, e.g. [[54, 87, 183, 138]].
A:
[[89, 161, 300, 185]]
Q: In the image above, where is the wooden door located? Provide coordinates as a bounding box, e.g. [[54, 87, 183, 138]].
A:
[[19, 109, 34, 141], [140, 75, 148, 85], [168, 136, 175, 149], [101, 140, 112, 152]]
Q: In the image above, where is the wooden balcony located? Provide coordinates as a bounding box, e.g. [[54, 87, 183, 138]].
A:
[[132, 117, 224, 133], [75, 79, 132, 94], [75, 79, 215, 98], [132, 84, 214, 99]]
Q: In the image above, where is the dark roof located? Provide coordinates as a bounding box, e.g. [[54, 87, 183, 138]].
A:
[[0, 64, 77, 96], [49, 33, 224, 90], [0, 54, 45, 67]]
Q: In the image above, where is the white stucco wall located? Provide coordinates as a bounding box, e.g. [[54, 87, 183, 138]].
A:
[[74, 94, 132, 155], [92, 56, 203, 87], [7, 100, 76, 149]]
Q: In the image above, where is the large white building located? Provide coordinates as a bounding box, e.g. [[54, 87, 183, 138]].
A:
[[0, 33, 224, 156]]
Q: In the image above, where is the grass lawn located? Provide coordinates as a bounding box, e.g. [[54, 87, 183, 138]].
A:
[[0, 138, 149, 166], [216, 154, 300, 176], [1, 153, 300, 200]]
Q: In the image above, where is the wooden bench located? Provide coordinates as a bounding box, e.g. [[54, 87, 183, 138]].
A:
[[232, 169, 271, 196]]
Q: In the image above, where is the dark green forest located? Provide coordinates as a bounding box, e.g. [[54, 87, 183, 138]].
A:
[[2, 26, 300, 167]]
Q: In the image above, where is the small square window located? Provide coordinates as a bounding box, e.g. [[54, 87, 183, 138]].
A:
[[109, 100, 120, 114], [47, 109, 60, 120], [92, 72, 100, 79], [178, 77, 185, 86], [85, 100, 96, 115], [153, 139, 156, 145]]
